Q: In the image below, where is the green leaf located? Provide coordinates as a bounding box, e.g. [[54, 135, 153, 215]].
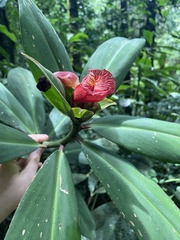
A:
[[0, 124, 39, 163], [69, 32, 89, 43], [22, 52, 65, 96], [72, 107, 94, 122], [143, 30, 154, 46], [90, 115, 180, 163], [81, 141, 180, 240], [18, 0, 73, 76], [92, 202, 136, 239], [5, 150, 81, 240], [64, 141, 81, 164], [7, 67, 45, 133], [0, 46, 9, 59], [81, 37, 145, 88], [0, 24, 17, 42], [97, 98, 116, 111], [43, 108, 71, 140], [0, 83, 36, 133], [76, 190, 96, 239], [117, 84, 132, 92], [22, 53, 74, 118]]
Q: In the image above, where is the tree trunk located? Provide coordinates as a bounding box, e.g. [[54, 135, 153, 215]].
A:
[[120, 0, 128, 37]]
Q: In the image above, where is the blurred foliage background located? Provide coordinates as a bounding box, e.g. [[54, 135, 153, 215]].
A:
[[0, 0, 180, 121], [0, 0, 180, 239]]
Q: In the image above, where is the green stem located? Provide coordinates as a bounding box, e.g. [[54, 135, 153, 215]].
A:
[[43, 123, 81, 148]]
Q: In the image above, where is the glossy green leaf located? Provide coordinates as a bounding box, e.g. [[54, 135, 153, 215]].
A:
[[72, 107, 94, 122], [81, 37, 145, 88], [97, 98, 116, 112], [0, 83, 36, 133], [0, 124, 39, 163], [43, 108, 71, 140], [22, 53, 74, 118], [81, 141, 180, 240], [22, 52, 65, 96], [7, 67, 45, 133], [90, 115, 180, 163], [64, 141, 81, 164], [18, 0, 73, 76], [5, 150, 80, 240], [76, 190, 96, 239], [18, 0, 75, 118]]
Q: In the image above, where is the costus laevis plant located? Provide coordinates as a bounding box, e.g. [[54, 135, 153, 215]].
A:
[[1, 0, 180, 239]]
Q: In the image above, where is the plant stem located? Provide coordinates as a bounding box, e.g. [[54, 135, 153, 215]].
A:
[[43, 122, 81, 148]]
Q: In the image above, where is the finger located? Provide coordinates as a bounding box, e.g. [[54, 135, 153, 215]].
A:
[[16, 158, 27, 170], [28, 134, 49, 143], [38, 162, 43, 168], [20, 148, 44, 177]]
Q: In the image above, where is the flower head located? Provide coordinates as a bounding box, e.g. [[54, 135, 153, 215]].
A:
[[73, 69, 116, 103], [54, 71, 79, 89]]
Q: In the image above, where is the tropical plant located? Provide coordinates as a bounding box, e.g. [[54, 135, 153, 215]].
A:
[[1, 0, 180, 239]]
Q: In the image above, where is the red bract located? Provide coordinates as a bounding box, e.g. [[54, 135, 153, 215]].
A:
[[73, 69, 116, 103], [54, 71, 79, 88]]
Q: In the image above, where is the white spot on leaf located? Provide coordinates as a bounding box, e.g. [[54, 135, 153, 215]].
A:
[[120, 212, 125, 218], [59, 175, 69, 194], [59, 224, 62, 231], [137, 229, 143, 237], [129, 221, 135, 227]]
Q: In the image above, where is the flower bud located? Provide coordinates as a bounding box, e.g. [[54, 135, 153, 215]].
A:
[[54, 71, 79, 89]]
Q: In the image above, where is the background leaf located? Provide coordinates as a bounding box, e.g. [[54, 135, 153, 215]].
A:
[[81, 141, 180, 240], [43, 108, 71, 140], [90, 115, 180, 163], [76, 190, 96, 239], [5, 150, 80, 240], [0, 124, 39, 163], [92, 202, 136, 240], [81, 37, 145, 88], [0, 83, 35, 133], [64, 141, 81, 164], [7, 67, 45, 133], [143, 29, 154, 46], [0, 24, 17, 42]]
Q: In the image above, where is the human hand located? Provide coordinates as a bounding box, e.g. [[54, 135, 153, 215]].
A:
[[0, 134, 48, 223]]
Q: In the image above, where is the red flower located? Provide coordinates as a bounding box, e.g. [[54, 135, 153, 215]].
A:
[[54, 71, 79, 88], [73, 69, 116, 103]]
